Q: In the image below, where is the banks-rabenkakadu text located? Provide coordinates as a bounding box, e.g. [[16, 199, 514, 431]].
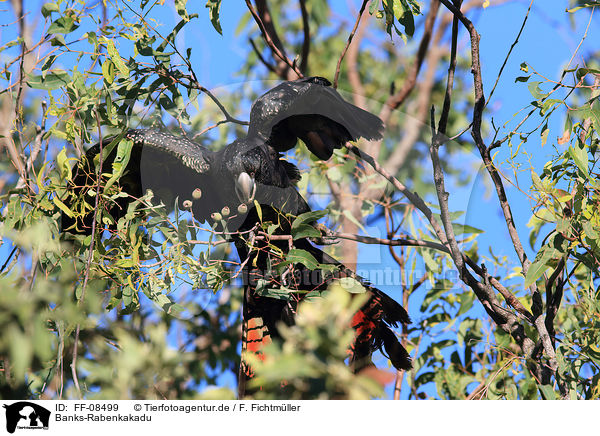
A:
[[143, 403, 301, 412], [55, 414, 151, 422]]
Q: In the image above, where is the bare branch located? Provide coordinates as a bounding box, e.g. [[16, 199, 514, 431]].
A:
[[438, 0, 569, 397], [345, 4, 370, 109], [544, 257, 565, 346], [246, 0, 303, 79], [485, 0, 533, 107], [71, 109, 106, 399], [298, 0, 310, 74], [438, 0, 532, 278], [249, 37, 278, 73], [333, 0, 369, 89], [379, 0, 440, 125]]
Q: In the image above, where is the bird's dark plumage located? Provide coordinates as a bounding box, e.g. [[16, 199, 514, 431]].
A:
[[249, 76, 384, 160], [62, 77, 410, 397]]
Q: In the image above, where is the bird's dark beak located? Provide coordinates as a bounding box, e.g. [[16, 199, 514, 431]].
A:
[[235, 172, 256, 204]]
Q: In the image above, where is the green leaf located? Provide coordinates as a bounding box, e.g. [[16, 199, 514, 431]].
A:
[[286, 249, 319, 270], [395, 0, 415, 36], [56, 147, 72, 181], [158, 94, 179, 117], [52, 196, 74, 218], [27, 70, 70, 90], [330, 277, 366, 294], [567, 2, 600, 13], [568, 142, 588, 176], [41, 2, 60, 18], [571, 104, 600, 131], [47, 15, 79, 34], [590, 106, 600, 130], [538, 384, 558, 400], [527, 81, 548, 100], [531, 170, 543, 191], [326, 166, 343, 182], [541, 123, 549, 146], [175, 0, 190, 20], [452, 223, 483, 235], [523, 246, 554, 288], [582, 221, 598, 239], [41, 54, 57, 74], [104, 138, 133, 191], [253, 200, 262, 222], [104, 38, 130, 77], [291, 209, 328, 230], [9, 328, 33, 381], [149, 291, 182, 315], [102, 59, 115, 84], [291, 223, 321, 240], [255, 283, 294, 300], [369, 0, 380, 15], [206, 0, 223, 35]]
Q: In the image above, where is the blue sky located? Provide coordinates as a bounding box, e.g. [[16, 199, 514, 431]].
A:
[[172, 1, 598, 398], [1, 0, 598, 398]]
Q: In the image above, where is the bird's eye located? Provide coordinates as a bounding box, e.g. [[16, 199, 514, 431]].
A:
[[250, 171, 255, 178]]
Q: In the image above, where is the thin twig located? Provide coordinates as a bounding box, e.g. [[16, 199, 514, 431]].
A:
[[333, 0, 369, 89], [485, 0, 533, 107], [334, 232, 448, 251], [249, 37, 278, 73], [437, 0, 459, 137], [158, 68, 249, 126], [71, 109, 105, 399], [428, 0, 462, 281], [0, 246, 18, 273], [379, 0, 441, 123], [438, 0, 569, 397], [245, 0, 303, 79], [298, 0, 310, 74], [544, 256, 565, 346]]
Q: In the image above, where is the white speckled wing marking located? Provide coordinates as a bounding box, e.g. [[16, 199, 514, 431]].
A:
[[125, 129, 211, 174]]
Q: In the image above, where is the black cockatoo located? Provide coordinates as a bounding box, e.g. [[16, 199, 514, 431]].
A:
[[62, 77, 412, 397]]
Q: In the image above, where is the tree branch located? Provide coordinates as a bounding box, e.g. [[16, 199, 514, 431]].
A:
[[485, 0, 533, 107], [333, 0, 369, 89], [298, 0, 310, 74], [249, 37, 278, 74], [438, 0, 569, 397], [246, 0, 303, 79], [379, 0, 440, 125]]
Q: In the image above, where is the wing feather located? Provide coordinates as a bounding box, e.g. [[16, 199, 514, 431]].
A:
[[248, 77, 384, 160], [62, 129, 220, 233]]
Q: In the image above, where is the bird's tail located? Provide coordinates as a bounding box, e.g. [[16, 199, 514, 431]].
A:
[[288, 239, 412, 372], [238, 238, 412, 396], [349, 287, 412, 371], [238, 314, 271, 398]]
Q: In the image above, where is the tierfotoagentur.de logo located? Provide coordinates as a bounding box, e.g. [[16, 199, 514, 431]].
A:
[[2, 402, 50, 433]]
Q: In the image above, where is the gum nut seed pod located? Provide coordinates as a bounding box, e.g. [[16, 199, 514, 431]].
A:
[[221, 206, 230, 216], [237, 203, 248, 214], [211, 212, 222, 221], [192, 188, 202, 200], [182, 200, 193, 209]]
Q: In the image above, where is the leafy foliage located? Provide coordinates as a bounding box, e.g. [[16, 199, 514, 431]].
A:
[[0, 0, 598, 401]]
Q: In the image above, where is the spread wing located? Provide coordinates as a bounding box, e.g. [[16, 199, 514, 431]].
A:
[[62, 129, 224, 233], [247, 77, 384, 160]]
